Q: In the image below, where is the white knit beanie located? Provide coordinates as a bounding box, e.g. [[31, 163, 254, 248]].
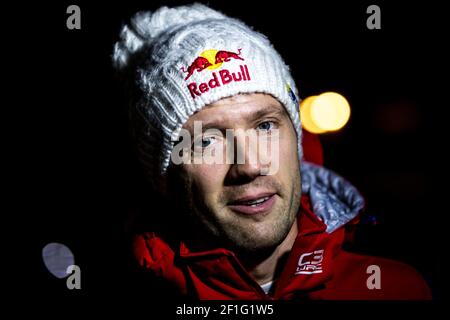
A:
[[112, 3, 302, 183]]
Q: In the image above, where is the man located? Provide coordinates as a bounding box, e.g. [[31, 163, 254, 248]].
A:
[[113, 3, 431, 299]]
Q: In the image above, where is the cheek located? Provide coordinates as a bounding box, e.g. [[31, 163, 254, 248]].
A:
[[276, 127, 300, 176], [286, 123, 300, 161], [184, 163, 228, 196], [280, 135, 298, 163]]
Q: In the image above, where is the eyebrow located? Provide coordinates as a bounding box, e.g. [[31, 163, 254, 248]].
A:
[[251, 107, 287, 123], [198, 104, 288, 132]]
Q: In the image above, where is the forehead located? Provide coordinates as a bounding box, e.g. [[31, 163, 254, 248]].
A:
[[184, 93, 286, 129]]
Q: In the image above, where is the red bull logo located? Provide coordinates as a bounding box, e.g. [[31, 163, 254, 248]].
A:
[[180, 56, 212, 81], [181, 49, 251, 99]]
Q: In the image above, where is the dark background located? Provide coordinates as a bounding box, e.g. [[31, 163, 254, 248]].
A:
[[9, 0, 444, 304]]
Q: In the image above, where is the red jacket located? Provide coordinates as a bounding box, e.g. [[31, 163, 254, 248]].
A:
[[132, 163, 431, 300]]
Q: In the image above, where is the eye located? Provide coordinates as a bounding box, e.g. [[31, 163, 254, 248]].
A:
[[193, 136, 216, 150], [201, 136, 215, 148], [257, 121, 275, 131]]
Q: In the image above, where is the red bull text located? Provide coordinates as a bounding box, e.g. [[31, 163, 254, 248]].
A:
[[181, 49, 251, 99]]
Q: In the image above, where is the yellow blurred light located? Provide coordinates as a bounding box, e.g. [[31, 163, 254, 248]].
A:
[[310, 92, 350, 131], [300, 96, 327, 134]]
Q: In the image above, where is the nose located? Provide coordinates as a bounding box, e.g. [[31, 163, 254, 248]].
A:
[[225, 132, 263, 184]]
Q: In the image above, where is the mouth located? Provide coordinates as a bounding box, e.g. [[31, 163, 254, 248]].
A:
[[227, 193, 277, 215]]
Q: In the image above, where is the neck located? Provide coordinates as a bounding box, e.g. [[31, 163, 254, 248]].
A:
[[239, 219, 298, 285]]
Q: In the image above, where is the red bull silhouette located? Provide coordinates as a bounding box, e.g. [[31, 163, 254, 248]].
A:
[[215, 48, 244, 64], [181, 57, 212, 80]]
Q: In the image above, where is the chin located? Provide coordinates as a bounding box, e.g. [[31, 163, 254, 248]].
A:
[[226, 229, 287, 256]]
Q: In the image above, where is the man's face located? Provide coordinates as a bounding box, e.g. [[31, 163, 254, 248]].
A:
[[171, 93, 301, 254]]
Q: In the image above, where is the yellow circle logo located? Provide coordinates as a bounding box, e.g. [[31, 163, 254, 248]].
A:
[[199, 49, 223, 70]]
